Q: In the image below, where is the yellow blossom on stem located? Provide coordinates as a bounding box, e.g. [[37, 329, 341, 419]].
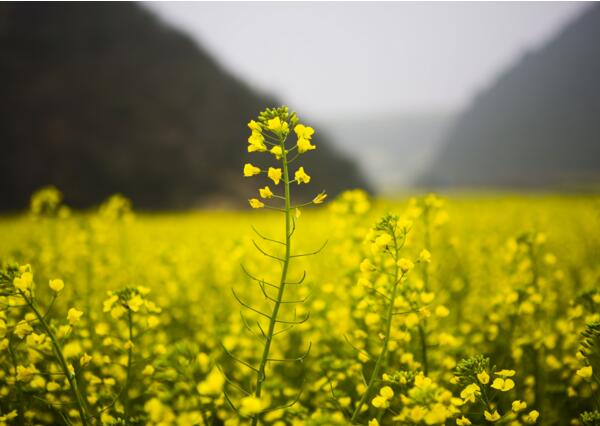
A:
[[397, 258, 414, 273], [267, 117, 288, 135], [248, 132, 267, 152], [270, 145, 284, 159], [49, 279, 64, 292], [477, 370, 490, 384], [14, 272, 33, 292], [576, 366, 592, 379], [491, 377, 515, 391], [484, 410, 501, 422], [524, 410, 539, 424], [249, 199, 264, 209], [259, 186, 273, 199], [243, 163, 261, 177], [294, 167, 311, 184], [67, 308, 83, 325], [313, 192, 327, 204], [512, 400, 527, 412], [268, 167, 282, 185]]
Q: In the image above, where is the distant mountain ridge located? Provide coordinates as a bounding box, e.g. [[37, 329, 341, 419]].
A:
[[0, 2, 367, 211], [420, 4, 600, 189], [322, 112, 454, 192]]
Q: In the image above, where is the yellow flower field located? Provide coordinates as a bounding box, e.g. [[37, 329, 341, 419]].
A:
[[1, 107, 599, 425]]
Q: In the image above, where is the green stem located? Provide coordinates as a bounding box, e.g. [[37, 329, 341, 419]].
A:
[[350, 236, 401, 423], [123, 309, 134, 423], [251, 137, 293, 426], [22, 293, 90, 426]]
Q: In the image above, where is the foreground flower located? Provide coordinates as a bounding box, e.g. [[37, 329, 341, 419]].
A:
[[484, 410, 501, 422], [294, 167, 311, 184], [243, 163, 261, 177], [248, 199, 265, 209], [268, 167, 282, 185], [259, 186, 273, 199], [491, 377, 515, 391]]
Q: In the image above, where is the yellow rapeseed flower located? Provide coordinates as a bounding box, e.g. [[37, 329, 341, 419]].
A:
[[512, 400, 527, 412], [576, 366, 592, 379], [268, 167, 282, 185], [249, 199, 265, 209], [397, 258, 414, 273], [294, 167, 311, 184], [270, 145, 284, 159], [457, 416, 472, 425], [491, 378, 515, 392], [243, 163, 261, 177], [259, 186, 274, 199], [477, 370, 490, 384], [49, 279, 64, 292], [484, 410, 501, 422], [13, 272, 33, 292], [267, 117, 289, 135], [67, 308, 83, 325], [524, 410, 539, 424]]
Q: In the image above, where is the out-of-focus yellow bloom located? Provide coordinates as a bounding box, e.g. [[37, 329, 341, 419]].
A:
[[397, 258, 414, 273], [371, 396, 389, 408], [13, 272, 33, 292], [259, 186, 273, 199], [379, 386, 394, 399], [197, 368, 224, 395], [484, 410, 500, 422], [576, 366, 592, 379], [491, 378, 515, 391], [239, 395, 267, 416], [46, 382, 61, 392], [249, 199, 265, 209], [243, 163, 261, 177], [495, 369, 516, 377], [49, 278, 64, 292], [16, 365, 36, 382], [67, 308, 83, 325], [80, 353, 92, 366], [460, 383, 480, 403], [419, 249, 431, 263], [15, 320, 33, 339], [368, 420, 380, 426], [524, 410, 539, 424], [512, 400, 527, 412], [142, 365, 155, 376], [268, 167, 282, 185], [294, 167, 311, 184], [457, 416, 472, 425], [477, 370, 490, 384]]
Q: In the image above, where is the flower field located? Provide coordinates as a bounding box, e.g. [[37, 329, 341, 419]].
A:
[[1, 108, 599, 425]]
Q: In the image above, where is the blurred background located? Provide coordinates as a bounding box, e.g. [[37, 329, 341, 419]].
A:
[[1, 1, 599, 211]]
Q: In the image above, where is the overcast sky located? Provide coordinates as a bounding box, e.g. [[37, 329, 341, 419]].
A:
[[145, 2, 588, 118]]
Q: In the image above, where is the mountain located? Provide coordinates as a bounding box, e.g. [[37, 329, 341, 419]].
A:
[[322, 112, 454, 192], [0, 2, 368, 211], [419, 4, 600, 189]]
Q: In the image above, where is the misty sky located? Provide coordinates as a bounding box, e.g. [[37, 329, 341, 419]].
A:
[[145, 2, 588, 118]]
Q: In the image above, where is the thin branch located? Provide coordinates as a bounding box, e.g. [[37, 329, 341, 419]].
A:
[[290, 240, 328, 258], [252, 226, 285, 246], [252, 240, 285, 262]]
